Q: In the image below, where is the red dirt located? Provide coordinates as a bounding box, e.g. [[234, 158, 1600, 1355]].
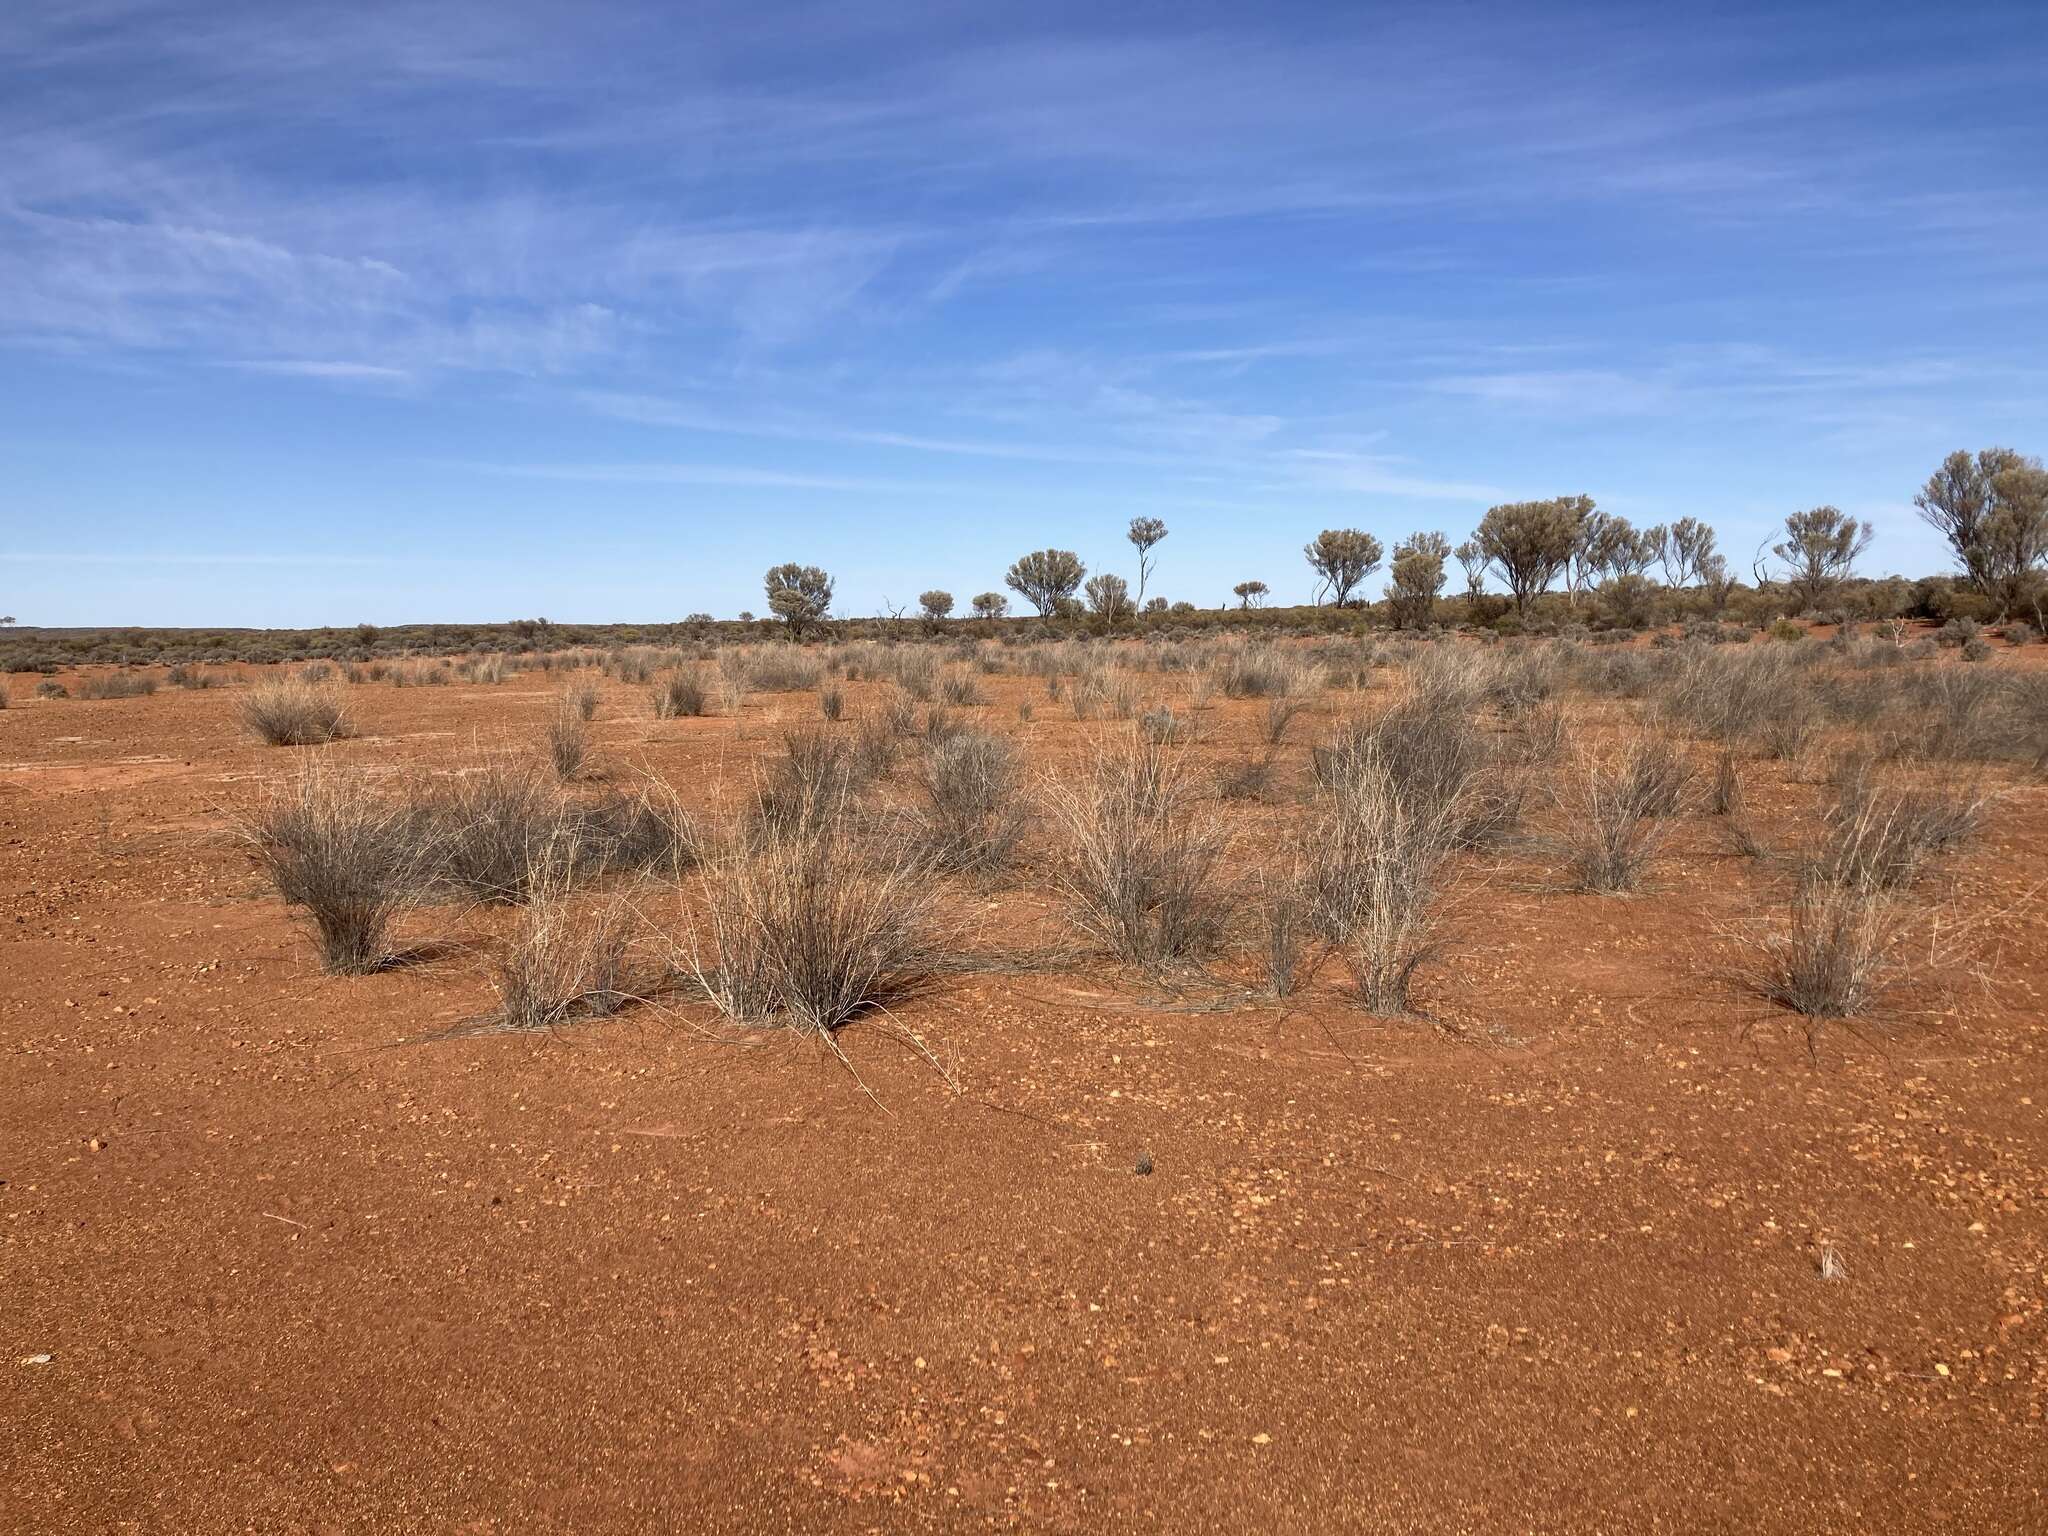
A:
[[5, 657, 2047, 1533]]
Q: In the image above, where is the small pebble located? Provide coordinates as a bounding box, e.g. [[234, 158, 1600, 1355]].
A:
[[1134, 1152, 1154, 1176]]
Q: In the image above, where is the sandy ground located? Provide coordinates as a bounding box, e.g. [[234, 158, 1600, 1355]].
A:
[[5, 653, 2046, 1533]]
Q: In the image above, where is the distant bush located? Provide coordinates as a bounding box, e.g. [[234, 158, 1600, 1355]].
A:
[[241, 678, 349, 745], [77, 672, 158, 700], [35, 680, 68, 699]]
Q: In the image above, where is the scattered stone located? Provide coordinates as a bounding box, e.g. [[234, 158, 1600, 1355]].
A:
[[1134, 1152, 1154, 1176]]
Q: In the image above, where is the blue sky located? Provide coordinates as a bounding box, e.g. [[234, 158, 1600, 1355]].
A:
[[4, 0, 2044, 625]]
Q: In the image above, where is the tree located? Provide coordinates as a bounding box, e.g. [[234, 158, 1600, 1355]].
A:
[[1233, 580, 1269, 610], [1304, 529, 1382, 607], [1917, 447, 2048, 616], [1084, 572, 1132, 623], [1565, 507, 1617, 605], [0, 616, 15, 626], [1772, 507, 1873, 612], [918, 590, 954, 630], [1385, 532, 1450, 629], [1475, 497, 1590, 617], [1452, 539, 1488, 599], [1127, 516, 1168, 608], [1005, 549, 1086, 617], [1658, 517, 1717, 588], [764, 562, 833, 639], [1699, 554, 1736, 614], [1978, 455, 2048, 617], [970, 592, 1009, 620], [1143, 595, 1168, 615], [1606, 521, 1664, 580]]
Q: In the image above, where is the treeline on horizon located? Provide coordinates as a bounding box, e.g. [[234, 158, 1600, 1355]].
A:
[[6, 446, 2043, 672]]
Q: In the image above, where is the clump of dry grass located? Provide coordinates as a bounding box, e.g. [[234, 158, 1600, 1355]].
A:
[[1751, 878, 1909, 1020], [653, 671, 708, 719], [1807, 773, 1985, 893], [428, 758, 566, 903], [245, 760, 437, 973], [573, 780, 699, 881], [566, 679, 600, 721], [545, 696, 591, 780], [914, 728, 1024, 874], [1314, 695, 1524, 850], [749, 729, 877, 844], [1561, 736, 1685, 893], [78, 671, 159, 700], [686, 811, 937, 1033], [1300, 754, 1457, 1015], [1045, 733, 1231, 969], [242, 677, 350, 745], [490, 839, 646, 1031]]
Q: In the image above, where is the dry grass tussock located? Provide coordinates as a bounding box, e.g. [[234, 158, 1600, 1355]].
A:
[[1299, 752, 1459, 1015], [914, 727, 1025, 874], [242, 677, 350, 745], [684, 796, 938, 1034], [244, 759, 439, 974], [489, 834, 650, 1031], [1559, 734, 1692, 893], [1044, 732, 1232, 969]]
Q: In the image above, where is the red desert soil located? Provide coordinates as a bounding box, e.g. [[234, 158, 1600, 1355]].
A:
[[5, 655, 2046, 1533]]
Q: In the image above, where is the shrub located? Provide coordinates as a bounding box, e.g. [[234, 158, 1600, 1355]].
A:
[[245, 762, 437, 973], [2000, 622, 2039, 647], [35, 680, 68, 699], [1962, 636, 1992, 662], [1937, 616, 1981, 649], [652, 671, 707, 719], [819, 685, 845, 721], [1769, 619, 1804, 642], [242, 678, 349, 745], [567, 679, 600, 721], [1046, 734, 1232, 968], [914, 728, 1024, 874], [167, 664, 227, 690]]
